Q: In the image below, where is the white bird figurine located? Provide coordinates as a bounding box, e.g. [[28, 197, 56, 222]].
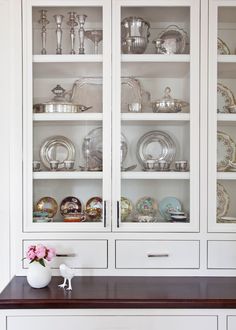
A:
[[58, 264, 75, 291]]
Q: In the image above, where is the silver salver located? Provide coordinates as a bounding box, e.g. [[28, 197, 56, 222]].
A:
[[40, 135, 76, 169], [136, 130, 176, 167]]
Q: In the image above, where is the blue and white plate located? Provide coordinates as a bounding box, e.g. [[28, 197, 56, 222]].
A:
[[159, 197, 182, 220]]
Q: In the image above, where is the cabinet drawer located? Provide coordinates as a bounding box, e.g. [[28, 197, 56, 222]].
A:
[[7, 315, 217, 330], [208, 240, 236, 269], [23, 240, 108, 269], [115, 240, 200, 269]]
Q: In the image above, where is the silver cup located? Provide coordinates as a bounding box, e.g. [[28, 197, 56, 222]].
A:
[[64, 160, 75, 170], [128, 102, 142, 112], [175, 160, 188, 171], [144, 159, 156, 170], [49, 160, 59, 171], [33, 161, 41, 171], [156, 160, 170, 171]]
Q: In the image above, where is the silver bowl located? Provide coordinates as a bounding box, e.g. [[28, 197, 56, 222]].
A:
[[122, 36, 148, 54]]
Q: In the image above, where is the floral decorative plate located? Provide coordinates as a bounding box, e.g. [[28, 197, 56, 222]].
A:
[[60, 196, 82, 215], [217, 183, 230, 218], [135, 197, 158, 216], [217, 131, 236, 171], [217, 83, 235, 113], [85, 196, 102, 220], [121, 197, 133, 221], [35, 197, 58, 218], [159, 196, 182, 220], [217, 37, 230, 55]]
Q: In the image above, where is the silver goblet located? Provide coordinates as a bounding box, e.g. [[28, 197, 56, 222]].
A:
[[54, 14, 64, 54], [77, 14, 87, 54], [67, 12, 78, 55], [38, 10, 49, 55], [85, 30, 103, 54]]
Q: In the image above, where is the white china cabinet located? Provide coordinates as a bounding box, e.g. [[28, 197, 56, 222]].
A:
[[5, 0, 236, 279]]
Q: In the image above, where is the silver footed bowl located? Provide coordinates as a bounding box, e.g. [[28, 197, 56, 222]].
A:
[[122, 36, 148, 54]]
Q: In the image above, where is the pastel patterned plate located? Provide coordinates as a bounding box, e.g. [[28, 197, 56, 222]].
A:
[[135, 196, 158, 216], [121, 197, 133, 221], [217, 131, 236, 171], [217, 183, 230, 218], [159, 196, 182, 220], [85, 196, 103, 221]]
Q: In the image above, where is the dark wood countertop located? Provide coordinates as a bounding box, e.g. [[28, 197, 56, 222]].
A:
[[1, 276, 236, 309]]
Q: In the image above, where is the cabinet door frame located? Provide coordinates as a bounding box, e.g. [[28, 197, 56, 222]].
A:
[[112, 0, 200, 232], [22, 0, 112, 233]]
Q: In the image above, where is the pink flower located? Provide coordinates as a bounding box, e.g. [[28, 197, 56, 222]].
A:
[[26, 248, 36, 261], [35, 244, 46, 259], [46, 248, 56, 261]]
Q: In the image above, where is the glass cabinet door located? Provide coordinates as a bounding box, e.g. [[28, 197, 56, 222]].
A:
[[23, 0, 111, 232], [209, 0, 236, 232], [112, 0, 200, 232]]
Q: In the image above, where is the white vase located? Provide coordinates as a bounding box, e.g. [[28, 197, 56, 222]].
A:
[[27, 261, 52, 288]]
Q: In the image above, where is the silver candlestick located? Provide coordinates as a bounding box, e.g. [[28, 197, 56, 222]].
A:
[[38, 10, 49, 55], [54, 14, 64, 54], [77, 14, 87, 54], [67, 12, 78, 55]]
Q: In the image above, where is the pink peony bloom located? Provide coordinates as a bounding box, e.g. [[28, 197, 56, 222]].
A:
[[46, 247, 56, 261], [35, 244, 46, 259], [26, 249, 36, 261]]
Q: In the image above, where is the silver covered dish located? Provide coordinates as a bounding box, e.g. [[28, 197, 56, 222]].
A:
[[33, 84, 92, 113], [152, 87, 189, 113], [121, 16, 150, 54]]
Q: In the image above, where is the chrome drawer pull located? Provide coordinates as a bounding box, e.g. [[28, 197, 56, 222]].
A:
[[147, 253, 169, 258], [56, 253, 76, 257]]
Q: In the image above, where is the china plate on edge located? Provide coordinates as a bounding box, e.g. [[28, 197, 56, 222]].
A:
[[40, 135, 76, 170], [158, 25, 188, 54], [136, 130, 176, 167], [35, 197, 58, 218], [159, 196, 182, 221], [217, 37, 230, 55], [60, 196, 82, 216], [85, 196, 103, 221], [217, 131, 236, 171], [135, 196, 158, 216], [217, 182, 230, 219], [121, 197, 133, 221], [217, 82, 235, 113]]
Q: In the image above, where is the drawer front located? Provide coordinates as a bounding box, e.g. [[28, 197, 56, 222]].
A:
[[23, 240, 108, 269], [228, 316, 236, 330], [208, 240, 236, 269], [115, 240, 200, 269], [7, 315, 217, 330]]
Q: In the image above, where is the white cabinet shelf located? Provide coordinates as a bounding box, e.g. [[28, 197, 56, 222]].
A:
[[121, 172, 190, 180], [217, 172, 236, 180], [217, 114, 236, 122], [121, 113, 190, 122], [218, 55, 236, 63], [33, 113, 103, 122], [33, 171, 103, 180], [33, 55, 103, 63], [121, 54, 190, 63]]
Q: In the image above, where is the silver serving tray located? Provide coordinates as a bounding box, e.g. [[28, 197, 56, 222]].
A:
[[136, 130, 176, 167], [40, 135, 76, 169]]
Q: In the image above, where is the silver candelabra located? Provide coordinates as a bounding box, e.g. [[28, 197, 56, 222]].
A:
[[77, 14, 87, 54], [67, 12, 78, 55], [54, 14, 64, 54], [38, 10, 49, 55]]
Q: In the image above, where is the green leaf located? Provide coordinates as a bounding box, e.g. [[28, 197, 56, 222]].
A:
[[38, 259, 46, 267]]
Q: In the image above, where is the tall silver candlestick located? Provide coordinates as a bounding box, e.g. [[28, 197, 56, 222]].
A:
[[77, 14, 87, 54], [38, 10, 49, 55], [54, 14, 64, 54], [67, 12, 78, 55]]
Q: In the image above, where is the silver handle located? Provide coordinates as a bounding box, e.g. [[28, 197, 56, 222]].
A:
[[117, 201, 120, 228], [56, 253, 76, 257], [104, 200, 107, 228], [147, 253, 169, 258]]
